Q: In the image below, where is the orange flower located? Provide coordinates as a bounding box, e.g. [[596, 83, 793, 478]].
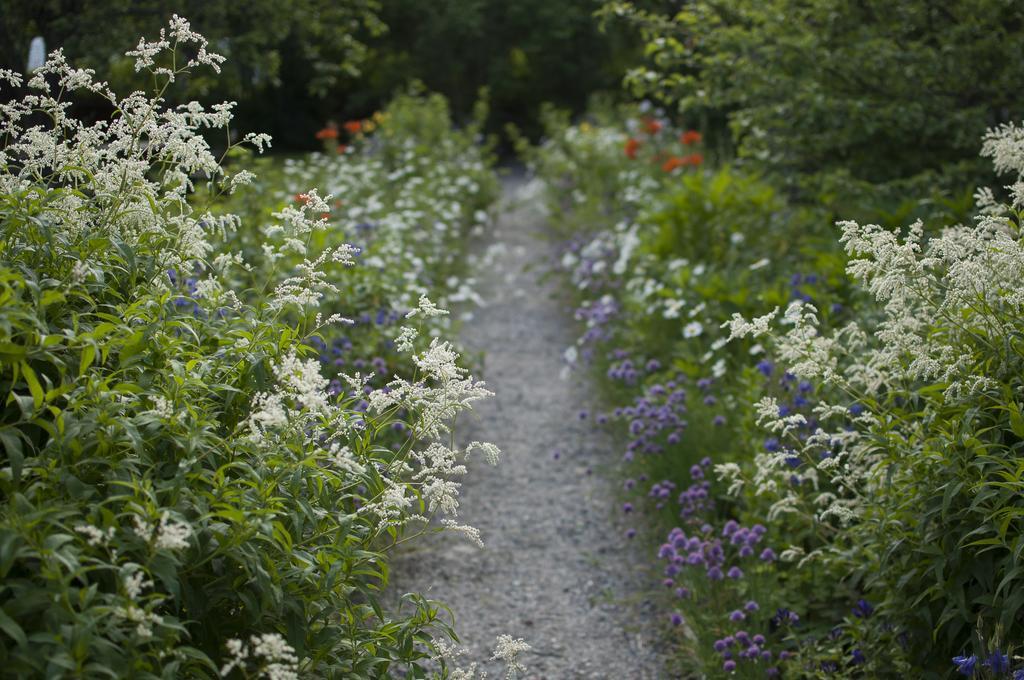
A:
[[662, 156, 685, 172], [294, 193, 309, 204], [683, 152, 704, 166], [315, 126, 339, 140], [344, 120, 363, 134], [680, 130, 702, 145], [625, 137, 641, 159], [643, 118, 663, 135], [336, 144, 348, 155]]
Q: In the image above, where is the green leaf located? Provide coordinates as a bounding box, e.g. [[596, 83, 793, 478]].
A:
[[0, 429, 24, 483], [79, 344, 96, 377], [0, 607, 27, 647], [19, 362, 43, 409]]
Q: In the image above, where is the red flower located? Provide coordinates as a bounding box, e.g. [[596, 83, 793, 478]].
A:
[[336, 144, 348, 155], [344, 120, 363, 134], [315, 126, 339, 140], [643, 118, 663, 135], [625, 137, 641, 159], [680, 130, 702, 145], [662, 156, 685, 172], [295, 193, 309, 204], [683, 152, 704, 166]]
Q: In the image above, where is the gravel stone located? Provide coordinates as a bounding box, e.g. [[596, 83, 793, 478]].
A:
[[391, 174, 671, 679]]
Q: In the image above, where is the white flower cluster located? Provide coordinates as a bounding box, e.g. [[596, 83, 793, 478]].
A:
[[720, 120, 1024, 527], [219, 633, 299, 680], [133, 511, 193, 551]]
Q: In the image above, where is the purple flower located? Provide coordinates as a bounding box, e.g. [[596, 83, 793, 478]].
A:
[[675, 587, 690, 599], [713, 415, 726, 426], [723, 660, 736, 673], [729, 610, 745, 622], [625, 528, 637, 539], [662, 578, 675, 588], [622, 503, 633, 513], [727, 566, 743, 579], [852, 599, 874, 619], [985, 651, 1010, 674], [578, 410, 588, 420], [707, 566, 724, 580], [952, 654, 977, 676], [670, 613, 683, 626], [690, 464, 704, 480], [713, 639, 727, 653], [851, 649, 866, 665], [756, 359, 774, 377], [745, 601, 760, 612]]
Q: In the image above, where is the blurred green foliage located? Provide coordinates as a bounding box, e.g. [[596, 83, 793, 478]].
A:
[[600, 0, 1024, 196], [0, 0, 641, 150], [0, 0, 386, 149]]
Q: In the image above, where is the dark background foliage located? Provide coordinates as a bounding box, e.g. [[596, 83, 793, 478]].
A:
[[0, 0, 639, 150]]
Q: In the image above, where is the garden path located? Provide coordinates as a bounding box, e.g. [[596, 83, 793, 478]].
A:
[[392, 173, 670, 679]]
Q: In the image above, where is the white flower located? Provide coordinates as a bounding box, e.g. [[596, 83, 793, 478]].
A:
[[153, 512, 192, 551], [683, 321, 703, 338], [405, 294, 449, 319], [75, 524, 115, 547], [748, 257, 770, 270], [492, 635, 531, 680]]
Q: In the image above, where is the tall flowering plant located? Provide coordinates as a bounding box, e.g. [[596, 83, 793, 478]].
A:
[[0, 17, 509, 678], [723, 123, 1024, 672]]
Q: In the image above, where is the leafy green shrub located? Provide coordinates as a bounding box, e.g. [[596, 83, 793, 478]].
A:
[[0, 18, 510, 678], [601, 0, 1024, 192]]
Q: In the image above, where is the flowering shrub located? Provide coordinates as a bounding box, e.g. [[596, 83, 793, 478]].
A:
[[0, 18, 514, 678], [532, 107, 1024, 676]]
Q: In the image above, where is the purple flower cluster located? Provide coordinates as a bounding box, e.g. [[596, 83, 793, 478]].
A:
[[613, 376, 688, 460], [952, 650, 1019, 677], [713, 627, 780, 675], [573, 296, 619, 353], [677, 460, 715, 519], [657, 519, 771, 584]]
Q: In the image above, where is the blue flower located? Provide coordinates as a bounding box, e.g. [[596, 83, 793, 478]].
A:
[[985, 651, 1010, 674], [852, 599, 874, 618], [952, 654, 978, 676], [850, 649, 866, 665]]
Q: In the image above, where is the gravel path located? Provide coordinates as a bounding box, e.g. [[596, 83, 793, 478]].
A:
[[392, 173, 670, 679]]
